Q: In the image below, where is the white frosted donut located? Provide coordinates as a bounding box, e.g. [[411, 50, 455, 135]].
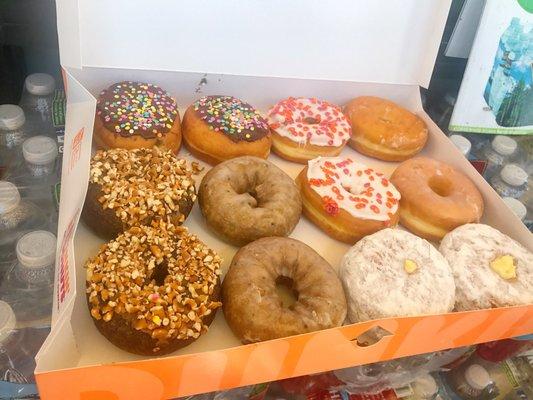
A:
[[439, 224, 533, 311], [339, 228, 455, 323]]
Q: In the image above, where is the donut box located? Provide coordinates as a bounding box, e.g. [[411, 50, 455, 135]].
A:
[[36, 1, 532, 399]]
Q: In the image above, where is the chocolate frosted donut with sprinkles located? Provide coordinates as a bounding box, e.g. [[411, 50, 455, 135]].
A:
[[94, 81, 182, 153], [182, 95, 272, 165]]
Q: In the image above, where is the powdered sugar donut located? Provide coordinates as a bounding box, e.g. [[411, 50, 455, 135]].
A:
[[439, 224, 533, 311], [339, 229, 455, 323], [296, 156, 401, 243], [267, 97, 352, 163]]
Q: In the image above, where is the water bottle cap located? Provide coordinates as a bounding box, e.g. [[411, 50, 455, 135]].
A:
[[502, 197, 527, 221], [0, 181, 21, 214], [500, 164, 528, 186], [491, 135, 517, 156], [25, 73, 55, 96], [449, 135, 471, 157], [0, 301, 16, 343], [16, 231, 57, 269], [22, 136, 58, 165], [0, 104, 25, 130], [464, 364, 491, 390], [412, 374, 438, 398]]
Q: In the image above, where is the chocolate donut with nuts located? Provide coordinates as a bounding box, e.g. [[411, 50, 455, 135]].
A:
[[82, 147, 200, 239], [86, 222, 222, 355]]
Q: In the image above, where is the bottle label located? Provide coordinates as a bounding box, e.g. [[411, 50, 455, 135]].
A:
[[52, 90, 66, 128]]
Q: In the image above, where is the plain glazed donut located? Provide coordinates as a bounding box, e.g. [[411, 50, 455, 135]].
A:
[[439, 224, 533, 311], [182, 96, 272, 165], [390, 157, 484, 242], [82, 147, 199, 240], [94, 81, 181, 153], [344, 96, 428, 161], [86, 222, 222, 355], [296, 156, 401, 243], [267, 97, 352, 163], [198, 156, 301, 246], [222, 237, 347, 343]]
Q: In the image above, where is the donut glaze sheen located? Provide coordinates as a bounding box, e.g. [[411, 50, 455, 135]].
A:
[[267, 97, 352, 163], [223, 237, 347, 343], [198, 156, 301, 246], [390, 157, 484, 241], [182, 96, 271, 165]]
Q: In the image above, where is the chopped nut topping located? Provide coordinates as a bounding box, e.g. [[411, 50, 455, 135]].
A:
[[89, 147, 203, 228], [85, 220, 222, 341]]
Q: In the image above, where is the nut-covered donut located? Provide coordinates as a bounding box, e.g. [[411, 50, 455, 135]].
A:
[[390, 157, 484, 242], [267, 97, 352, 163], [222, 237, 347, 343], [198, 156, 302, 246], [439, 224, 533, 311], [86, 222, 222, 355], [82, 147, 200, 239]]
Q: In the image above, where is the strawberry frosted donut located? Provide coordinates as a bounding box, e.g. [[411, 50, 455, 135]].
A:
[[267, 97, 352, 163], [296, 156, 401, 243]]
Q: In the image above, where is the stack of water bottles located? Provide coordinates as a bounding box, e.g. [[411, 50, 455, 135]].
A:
[[0, 73, 63, 398]]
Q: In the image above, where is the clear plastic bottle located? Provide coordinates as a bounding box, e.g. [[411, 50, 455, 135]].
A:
[[449, 135, 472, 159], [0, 181, 48, 274], [0, 230, 56, 323], [501, 197, 527, 222], [442, 363, 498, 400], [0, 105, 29, 149], [490, 164, 528, 199], [482, 136, 518, 180], [19, 73, 56, 135], [405, 374, 441, 400]]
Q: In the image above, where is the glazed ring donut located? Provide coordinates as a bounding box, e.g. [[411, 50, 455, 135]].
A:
[[182, 96, 272, 165], [198, 156, 301, 246], [86, 222, 222, 355], [390, 157, 484, 241], [340, 228, 455, 323], [222, 237, 347, 343], [440, 224, 533, 311], [344, 96, 428, 161], [94, 81, 181, 152], [82, 147, 199, 240], [296, 156, 401, 243], [267, 97, 352, 163]]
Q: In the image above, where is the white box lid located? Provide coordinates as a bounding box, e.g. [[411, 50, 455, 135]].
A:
[[57, 0, 451, 88]]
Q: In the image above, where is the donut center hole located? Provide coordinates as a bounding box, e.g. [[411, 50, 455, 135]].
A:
[[341, 183, 364, 195], [303, 116, 320, 125], [152, 262, 169, 286], [235, 183, 260, 208], [428, 175, 453, 197], [275, 276, 298, 308]]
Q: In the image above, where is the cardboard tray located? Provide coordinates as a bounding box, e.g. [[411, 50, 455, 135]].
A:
[[33, 68, 533, 400]]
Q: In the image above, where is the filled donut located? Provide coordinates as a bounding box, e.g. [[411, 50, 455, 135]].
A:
[[86, 222, 222, 355], [82, 147, 199, 239], [344, 96, 428, 161], [182, 96, 272, 164], [222, 237, 347, 343], [267, 97, 352, 163], [296, 156, 401, 243], [198, 156, 301, 246], [390, 157, 484, 241], [94, 81, 181, 152], [439, 224, 533, 311]]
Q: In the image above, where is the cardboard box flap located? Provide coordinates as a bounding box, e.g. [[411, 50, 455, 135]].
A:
[[56, 0, 451, 88]]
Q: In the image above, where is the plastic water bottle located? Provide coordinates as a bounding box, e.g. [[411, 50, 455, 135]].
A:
[[482, 136, 518, 180], [0, 231, 56, 323], [449, 135, 472, 159], [441, 363, 497, 400], [0, 182, 48, 274], [19, 73, 55, 135], [490, 164, 528, 199], [0, 105, 29, 149]]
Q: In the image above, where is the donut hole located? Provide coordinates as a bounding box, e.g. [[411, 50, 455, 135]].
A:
[[152, 262, 170, 286], [275, 276, 299, 308], [303, 116, 320, 125], [428, 175, 453, 197]]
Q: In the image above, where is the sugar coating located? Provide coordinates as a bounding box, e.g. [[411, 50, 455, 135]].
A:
[[439, 224, 533, 311], [339, 228, 455, 323]]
